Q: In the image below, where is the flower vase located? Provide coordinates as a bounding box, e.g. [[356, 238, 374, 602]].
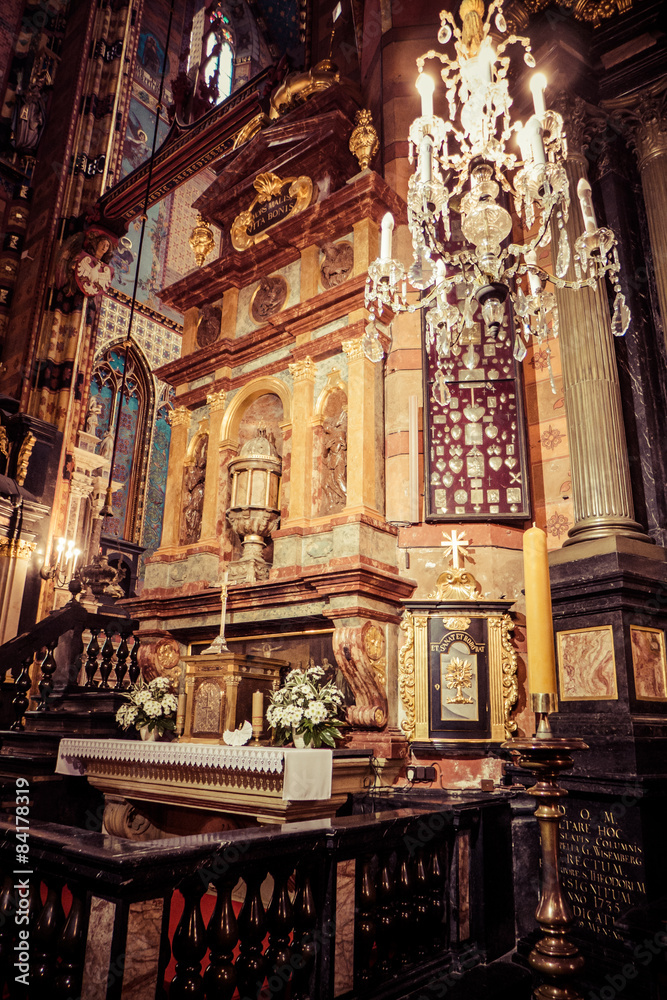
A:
[[139, 726, 159, 742], [292, 729, 306, 748]]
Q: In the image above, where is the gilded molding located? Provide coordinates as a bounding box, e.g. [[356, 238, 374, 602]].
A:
[[341, 338, 365, 361], [349, 109, 379, 171], [505, 0, 632, 32], [443, 616, 471, 631], [231, 172, 314, 252], [288, 357, 317, 382], [0, 423, 8, 460], [0, 538, 36, 561], [489, 614, 519, 738], [169, 406, 191, 429], [189, 213, 216, 268], [398, 611, 416, 742], [207, 390, 228, 414], [16, 432, 36, 487]]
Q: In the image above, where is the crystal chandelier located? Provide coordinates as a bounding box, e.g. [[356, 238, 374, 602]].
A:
[[363, 0, 630, 391]]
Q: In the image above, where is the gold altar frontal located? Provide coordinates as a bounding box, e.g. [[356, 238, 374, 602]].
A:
[[181, 651, 285, 743]]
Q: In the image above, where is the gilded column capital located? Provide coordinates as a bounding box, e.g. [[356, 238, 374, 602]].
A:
[[550, 92, 589, 158], [169, 406, 191, 429], [342, 337, 365, 361], [602, 81, 667, 169], [288, 357, 317, 382], [206, 389, 227, 413], [0, 538, 35, 561]]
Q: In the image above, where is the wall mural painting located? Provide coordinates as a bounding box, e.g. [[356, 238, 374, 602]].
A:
[[141, 398, 172, 560]]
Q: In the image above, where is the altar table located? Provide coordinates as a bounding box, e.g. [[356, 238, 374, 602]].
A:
[[55, 738, 372, 836]]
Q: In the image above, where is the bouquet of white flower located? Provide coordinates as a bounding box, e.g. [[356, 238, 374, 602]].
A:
[[115, 676, 178, 737], [266, 665, 344, 748]]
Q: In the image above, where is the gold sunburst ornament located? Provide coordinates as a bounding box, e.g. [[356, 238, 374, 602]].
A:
[[189, 213, 215, 268]]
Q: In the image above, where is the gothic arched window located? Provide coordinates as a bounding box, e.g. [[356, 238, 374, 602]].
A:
[[188, 2, 234, 107]]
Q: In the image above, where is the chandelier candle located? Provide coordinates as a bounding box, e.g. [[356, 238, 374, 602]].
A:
[[416, 71, 434, 117], [523, 525, 557, 699], [530, 72, 547, 116], [380, 212, 394, 261], [577, 178, 598, 233]]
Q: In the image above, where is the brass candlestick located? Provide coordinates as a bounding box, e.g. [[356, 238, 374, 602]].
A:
[[503, 703, 588, 1000]]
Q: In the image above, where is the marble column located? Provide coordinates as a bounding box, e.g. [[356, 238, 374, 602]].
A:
[[201, 390, 227, 541], [342, 337, 381, 515], [551, 97, 649, 546], [286, 357, 316, 522], [623, 87, 667, 350], [161, 406, 190, 548]]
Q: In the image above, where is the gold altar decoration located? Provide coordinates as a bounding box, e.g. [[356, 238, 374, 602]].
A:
[[182, 651, 284, 743], [189, 213, 216, 267], [398, 611, 417, 742], [349, 109, 379, 171], [226, 427, 282, 585], [269, 60, 340, 119], [16, 431, 36, 486], [230, 172, 315, 251]]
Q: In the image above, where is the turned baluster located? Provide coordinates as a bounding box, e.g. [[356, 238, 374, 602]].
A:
[[427, 843, 447, 954], [394, 848, 414, 968], [98, 624, 115, 690], [38, 640, 58, 710], [292, 863, 318, 1000], [128, 635, 140, 685], [170, 880, 207, 999], [83, 629, 101, 688], [354, 855, 377, 988], [265, 863, 294, 1000], [203, 876, 238, 1000], [413, 849, 430, 961], [10, 655, 33, 731], [31, 879, 65, 998], [375, 853, 395, 977], [53, 882, 88, 1000], [236, 869, 267, 1000], [114, 629, 130, 690]]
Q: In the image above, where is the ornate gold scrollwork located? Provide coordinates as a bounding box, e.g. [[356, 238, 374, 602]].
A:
[[489, 614, 519, 738], [398, 611, 416, 742]]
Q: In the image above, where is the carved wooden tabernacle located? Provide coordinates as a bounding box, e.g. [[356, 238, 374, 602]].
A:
[[181, 652, 285, 743]]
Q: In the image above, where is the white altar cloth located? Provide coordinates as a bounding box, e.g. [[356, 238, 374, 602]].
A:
[[55, 738, 333, 801]]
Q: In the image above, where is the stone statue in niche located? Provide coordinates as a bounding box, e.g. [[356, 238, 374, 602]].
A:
[[250, 275, 288, 322], [320, 241, 354, 289], [321, 392, 347, 514], [197, 304, 222, 348], [85, 397, 102, 435], [181, 435, 208, 545]]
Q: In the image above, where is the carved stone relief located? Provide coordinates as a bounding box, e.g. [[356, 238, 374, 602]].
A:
[[320, 241, 354, 289], [332, 621, 388, 729], [193, 680, 223, 734], [250, 275, 288, 322], [180, 435, 207, 545], [320, 387, 347, 515], [197, 304, 222, 348]]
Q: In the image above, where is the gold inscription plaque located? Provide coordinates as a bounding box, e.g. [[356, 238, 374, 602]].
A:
[[231, 171, 315, 251]]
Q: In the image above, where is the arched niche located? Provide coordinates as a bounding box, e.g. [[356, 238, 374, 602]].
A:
[[220, 376, 292, 449]]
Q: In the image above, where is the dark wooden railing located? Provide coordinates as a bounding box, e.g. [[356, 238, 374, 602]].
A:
[[0, 599, 140, 731], [0, 794, 517, 1000]]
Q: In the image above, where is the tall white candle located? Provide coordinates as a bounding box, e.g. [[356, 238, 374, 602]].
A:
[[577, 178, 598, 233], [380, 212, 394, 262], [530, 73, 547, 117], [416, 72, 435, 118], [525, 250, 542, 295], [525, 115, 545, 165]]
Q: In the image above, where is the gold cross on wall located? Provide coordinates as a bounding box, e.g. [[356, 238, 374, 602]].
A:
[[440, 528, 470, 569]]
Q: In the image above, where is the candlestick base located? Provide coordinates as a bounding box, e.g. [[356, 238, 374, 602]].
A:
[[502, 735, 588, 1000], [201, 634, 230, 655], [531, 692, 557, 739]]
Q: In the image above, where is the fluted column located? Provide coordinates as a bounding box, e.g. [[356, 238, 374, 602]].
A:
[[342, 337, 381, 515], [201, 390, 227, 541], [286, 357, 316, 522], [624, 87, 667, 348], [551, 97, 648, 545], [161, 406, 191, 548]]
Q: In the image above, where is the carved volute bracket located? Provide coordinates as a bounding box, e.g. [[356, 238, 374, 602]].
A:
[[332, 621, 388, 729]]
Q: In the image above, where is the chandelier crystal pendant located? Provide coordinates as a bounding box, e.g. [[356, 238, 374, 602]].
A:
[[364, 0, 630, 393]]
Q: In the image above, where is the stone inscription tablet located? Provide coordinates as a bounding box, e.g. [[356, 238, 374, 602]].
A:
[[560, 797, 646, 944]]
